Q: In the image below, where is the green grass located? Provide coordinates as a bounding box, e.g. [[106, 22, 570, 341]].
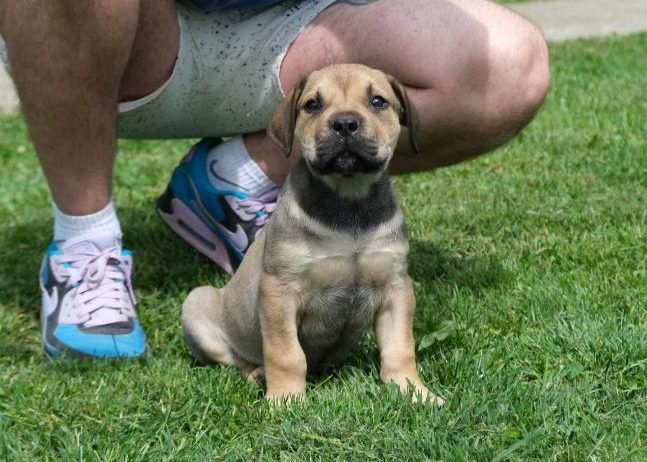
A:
[[1, 33, 646, 461]]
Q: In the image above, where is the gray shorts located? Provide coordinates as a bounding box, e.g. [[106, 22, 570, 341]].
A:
[[0, 0, 337, 139]]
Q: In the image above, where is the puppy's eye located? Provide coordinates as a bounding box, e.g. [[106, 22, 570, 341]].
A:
[[304, 99, 323, 113], [370, 95, 388, 109]]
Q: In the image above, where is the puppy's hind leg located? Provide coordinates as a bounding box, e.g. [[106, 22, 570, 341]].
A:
[[182, 286, 237, 366]]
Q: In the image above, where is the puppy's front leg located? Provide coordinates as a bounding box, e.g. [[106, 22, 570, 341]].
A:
[[260, 273, 307, 403], [375, 276, 445, 406]]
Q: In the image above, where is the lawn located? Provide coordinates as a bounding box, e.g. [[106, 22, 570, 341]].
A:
[[0, 33, 645, 461]]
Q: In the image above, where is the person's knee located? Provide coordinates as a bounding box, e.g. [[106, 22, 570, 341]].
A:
[[487, 18, 550, 134], [422, 15, 549, 157], [507, 22, 549, 116], [1, 0, 142, 93], [1, 1, 140, 43]]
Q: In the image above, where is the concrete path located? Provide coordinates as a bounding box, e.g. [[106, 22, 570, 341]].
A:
[[1, 0, 647, 114], [0, 67, 17, 114], [510, 0, 647, 42]]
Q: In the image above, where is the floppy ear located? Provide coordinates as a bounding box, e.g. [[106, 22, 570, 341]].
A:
[[388, 76, 420, 154], [268, 77, 308, 157]]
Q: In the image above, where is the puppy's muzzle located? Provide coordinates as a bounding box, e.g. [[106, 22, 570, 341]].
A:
[[311, 112, 384, 176]]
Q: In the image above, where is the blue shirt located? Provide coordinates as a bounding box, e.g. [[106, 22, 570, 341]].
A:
[[189, 0, 288, 11]]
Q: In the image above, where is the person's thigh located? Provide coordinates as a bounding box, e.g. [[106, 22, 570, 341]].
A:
[[114, 0, 547, 152], [283, 0, 534, 90], [281, 0, 549, 163], [119, 0, 179, 101]]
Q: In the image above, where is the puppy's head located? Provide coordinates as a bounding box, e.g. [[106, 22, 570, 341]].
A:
[[269, 64, 418, 186]]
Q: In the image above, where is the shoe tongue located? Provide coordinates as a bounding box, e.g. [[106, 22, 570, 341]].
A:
[[60, 230, 121, 254]]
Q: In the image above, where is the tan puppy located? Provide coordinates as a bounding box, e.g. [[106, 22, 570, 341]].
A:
[[182, 64, 444, 406]]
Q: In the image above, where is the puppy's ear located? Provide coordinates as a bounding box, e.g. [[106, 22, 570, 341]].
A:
[[388, 76, 420, 154], [268, 77, 307, 157]]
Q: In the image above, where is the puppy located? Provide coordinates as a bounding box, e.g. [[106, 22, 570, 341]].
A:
[[182, 64, 444, 406]]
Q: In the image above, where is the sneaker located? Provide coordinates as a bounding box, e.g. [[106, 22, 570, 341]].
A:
[[156, 138, 278, 274], [40, 230, 146, 358]]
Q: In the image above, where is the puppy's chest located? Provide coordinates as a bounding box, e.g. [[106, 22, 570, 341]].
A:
[[293, 237, 408, 322]]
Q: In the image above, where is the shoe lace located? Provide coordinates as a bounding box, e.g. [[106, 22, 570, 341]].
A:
[[234, 188, 279, 230], [51, 247, 135, 325]]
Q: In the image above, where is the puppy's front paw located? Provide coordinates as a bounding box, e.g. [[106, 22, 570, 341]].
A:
[[386, 376, 445, 407], [410, 383, 445, 407], [265, 388, 306, 406]]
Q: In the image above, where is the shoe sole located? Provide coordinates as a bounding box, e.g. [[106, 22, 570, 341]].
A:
[[41, 321, 148, 360], [42, 343, 149, 361], [156, 187, 235, 274]]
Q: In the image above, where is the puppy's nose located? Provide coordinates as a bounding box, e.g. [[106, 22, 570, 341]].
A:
[[331, 114, 361, 137]]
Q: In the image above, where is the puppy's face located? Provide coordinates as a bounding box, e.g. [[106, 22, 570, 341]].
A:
[[269, 64, 419, 180]]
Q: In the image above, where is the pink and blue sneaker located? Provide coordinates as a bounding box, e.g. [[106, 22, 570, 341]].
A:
[[40, 231, 146, 358], [156, 138, 278, 274]]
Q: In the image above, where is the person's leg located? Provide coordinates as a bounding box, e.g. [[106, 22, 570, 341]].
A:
[[0, 0, 179, 357], [0, 0, 178, 215], [247, 0, 549, 176], [153, 0, 547, 272]]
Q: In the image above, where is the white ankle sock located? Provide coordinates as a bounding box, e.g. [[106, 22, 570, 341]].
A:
[[206, 136, 276, 196], [53, 200, 122, 242]]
